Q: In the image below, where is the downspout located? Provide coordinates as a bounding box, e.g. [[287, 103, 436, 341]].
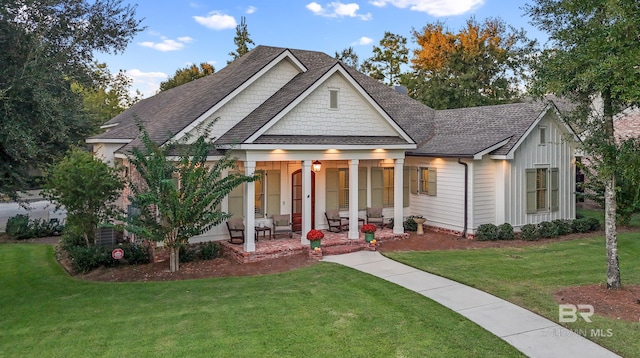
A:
[[457, 158, 468, 238]]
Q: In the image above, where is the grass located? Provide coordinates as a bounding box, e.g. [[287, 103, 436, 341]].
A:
[[0, 244, 522, 357], [385, 232, 640, 358]]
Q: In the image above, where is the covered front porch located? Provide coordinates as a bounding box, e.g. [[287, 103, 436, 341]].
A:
[[220, 228, 409, 264], [230, 148, 411, 253]]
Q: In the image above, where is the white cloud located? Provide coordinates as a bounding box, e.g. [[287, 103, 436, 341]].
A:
[[369, 0, 484, 16], [125, 69, 168, 98], [355, 36, 373, 45], [139, 36, 193, 52], [246, 6, 257, 14], [306, 2, 372, 20], [194, 12, 237, 30]]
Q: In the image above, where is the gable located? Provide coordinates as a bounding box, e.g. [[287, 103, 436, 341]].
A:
[[263, 72, 397, 137], [181, 57, 302, 143], [510, 109, 575, 164]]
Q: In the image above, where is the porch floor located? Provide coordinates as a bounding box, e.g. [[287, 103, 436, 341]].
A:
[[220, 228, 409, 264]]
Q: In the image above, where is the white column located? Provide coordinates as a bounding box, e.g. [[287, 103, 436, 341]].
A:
[[393, 158, 404, 234], [244, 161, 256, 252], [301, 160, 312, 244], [348, 159, 359, 239]]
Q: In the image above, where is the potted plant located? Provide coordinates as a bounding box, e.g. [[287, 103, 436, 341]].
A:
[[307, 229, 324, 249], [361, 224, 377, 242]]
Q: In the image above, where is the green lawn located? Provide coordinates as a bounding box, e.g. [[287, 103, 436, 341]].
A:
[[385, 233, 640, 358], [0, 244, 521, 357]]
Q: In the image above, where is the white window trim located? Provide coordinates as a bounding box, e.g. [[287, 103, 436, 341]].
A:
[[329, 88, 339, 110]]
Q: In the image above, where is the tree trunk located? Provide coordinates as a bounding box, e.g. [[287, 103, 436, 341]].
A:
[[169, 246, 180, 272], [604, 175, 621, 289]]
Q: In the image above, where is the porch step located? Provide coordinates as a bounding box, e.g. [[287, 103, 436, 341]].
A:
[[321, 242, 368, 255]]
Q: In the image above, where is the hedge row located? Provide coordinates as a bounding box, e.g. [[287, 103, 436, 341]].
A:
[[476, 217, 600, 242]]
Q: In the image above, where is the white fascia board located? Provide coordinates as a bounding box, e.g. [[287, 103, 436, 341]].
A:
[[235, 143, 417, 150], [246, 64, 416, 144], [473, 138, 511, 160], [86, 138, 133, 144], [172, 50, 307, 142], [100, 123, 119, 129], [504, 104, 552, 159]]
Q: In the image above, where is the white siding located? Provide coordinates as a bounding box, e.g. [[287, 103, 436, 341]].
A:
[[187, 60, 300, 141], [405, 157, 466, 233], [505, 111, 576, 228], [265, 73, 397, 136], [471, 158, 497, 228]]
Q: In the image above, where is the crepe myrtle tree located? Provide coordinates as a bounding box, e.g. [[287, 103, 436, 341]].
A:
[[125, 122, 257, 272]]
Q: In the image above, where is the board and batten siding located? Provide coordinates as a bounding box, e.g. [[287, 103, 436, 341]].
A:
[[504, 111, 576, 228], [186, 59, 301, 141], [470, 158, 497, 230], [405, 157, 466, 233]]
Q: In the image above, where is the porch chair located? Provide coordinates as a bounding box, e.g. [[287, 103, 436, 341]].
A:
[[325, 209, 349, 232], [271, 214, 293, 238], [226, 218, 245, 244], [366, 207, 385, 228]]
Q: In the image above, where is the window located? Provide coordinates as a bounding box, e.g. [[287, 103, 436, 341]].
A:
[[338, 168, 349, 209], [419, 167, 428, 193], [254, 171, 264, 217], [526, 167, 559, 213], [539, 126, 546, 145], [329, 89, 339, 109], [536, 168, 547, 210], [383, 168, 394, 207]]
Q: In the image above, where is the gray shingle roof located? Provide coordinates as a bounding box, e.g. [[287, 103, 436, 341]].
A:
[[90, 45, 554, 158], [408, 101, 549, 157]]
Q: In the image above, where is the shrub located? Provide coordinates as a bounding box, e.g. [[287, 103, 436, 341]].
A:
[[497, 223, 515, 240], [575, 211, 585, 219], [403, 216, 418, 232], [553, 219, 573, 236], [66, 245, 118, 273], [6, 214, 31, 240], [520, 224, 539, 241], [121, 243, 150, 265], [179, 244, 198, 263], [30, 218, 58, 237], [476, 223, 499, 241], [537, 221, 559, 238], [199, 241, 220, 260], [572, 218, 592, 233], [587, 217, 601, 231]]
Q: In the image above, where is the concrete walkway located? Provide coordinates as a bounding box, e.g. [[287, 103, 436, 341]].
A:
[[323, 251, 620, 358]]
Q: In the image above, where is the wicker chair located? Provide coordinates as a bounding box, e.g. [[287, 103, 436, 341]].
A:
[[272, 214, 293, 238], [226, 218, 245, 244]]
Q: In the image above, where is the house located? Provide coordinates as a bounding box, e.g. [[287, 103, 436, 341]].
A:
[[87, 45, 578, 252]]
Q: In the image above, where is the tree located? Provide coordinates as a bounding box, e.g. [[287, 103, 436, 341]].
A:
[[335, 47, 361, 70], [74, 63, 142, 132], [125, 123, 256, 272], [43, 149, 124, 246], [0, 0, 143, 201], [227, 16, 255, 64], [159, 62, 215, 92], [361, 32, 409, 85], [404, 17, 535, 109], [525, 0, 640, 289]]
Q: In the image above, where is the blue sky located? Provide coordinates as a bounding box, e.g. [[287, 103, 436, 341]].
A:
[[96, 0, 547, 97]]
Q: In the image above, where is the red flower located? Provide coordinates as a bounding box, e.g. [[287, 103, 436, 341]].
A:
[[361, 224, 377, 234], [307, 229, 324, 240]]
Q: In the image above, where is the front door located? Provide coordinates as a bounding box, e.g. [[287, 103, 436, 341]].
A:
[[291, 169, 315, 232]]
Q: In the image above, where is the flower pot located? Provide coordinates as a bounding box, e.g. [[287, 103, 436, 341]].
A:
[[364, 233, 375, 242], [310, 239, 321, 249]]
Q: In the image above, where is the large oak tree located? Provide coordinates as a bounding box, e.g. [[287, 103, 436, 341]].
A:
[[0, 0, 143, 200]]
